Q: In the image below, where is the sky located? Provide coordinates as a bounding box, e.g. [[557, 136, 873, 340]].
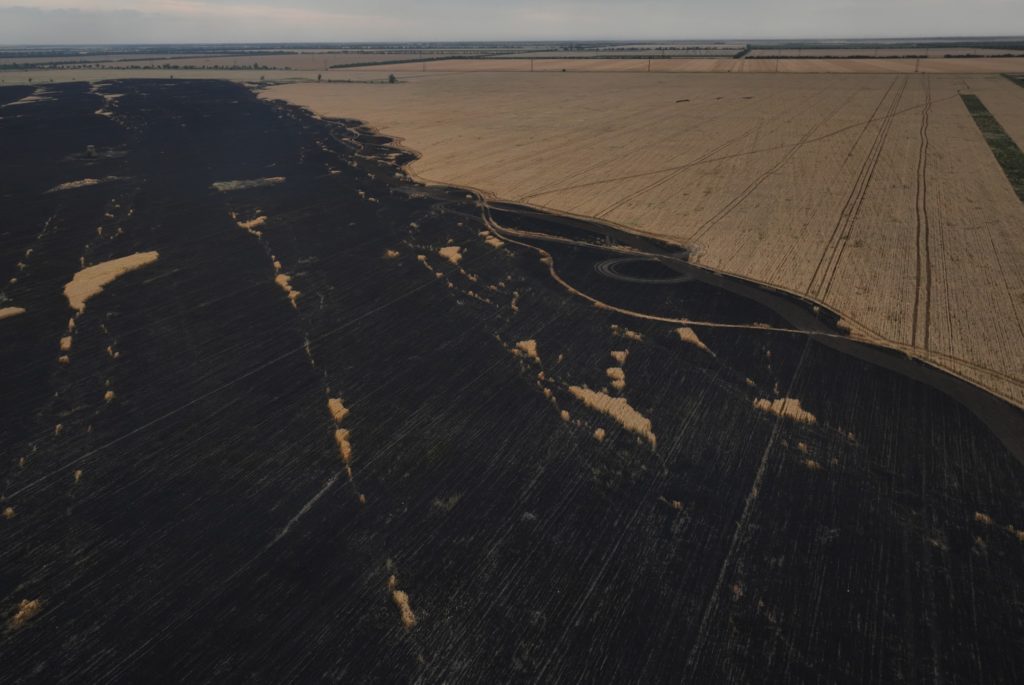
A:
[[0, 0, 1022, 44]]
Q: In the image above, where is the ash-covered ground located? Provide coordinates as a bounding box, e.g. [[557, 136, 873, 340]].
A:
[[1, 80, 1022, 683]]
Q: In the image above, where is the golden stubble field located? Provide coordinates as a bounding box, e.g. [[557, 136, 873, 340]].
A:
[[747, 48, 1024, 58], [266, 71, 1024, 407], [348, 57, 1024, 74]]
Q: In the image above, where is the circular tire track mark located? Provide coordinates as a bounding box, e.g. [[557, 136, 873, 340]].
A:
[[594, 257, 693, 284]]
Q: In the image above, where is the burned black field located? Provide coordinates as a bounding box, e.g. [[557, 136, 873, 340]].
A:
[[1, 80, 1023, 683]]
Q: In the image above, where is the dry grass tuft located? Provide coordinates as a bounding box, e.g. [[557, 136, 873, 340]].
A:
[[569, 385, 655, 446], [211, 177, 285, 192], [593, 427, 606, 442], [64, 252, 159, 313], [274, 273, 301, 307], [432, 494, 462, 511], [610, 350, 628, 365], [47, 177, 120, 193], [383, 249, 400, 259], [802, 459, 824, 472], [438, 245, 463, 265], [753, 397, 817, 424], [387, 576, 417, 630], [8, 599, 41, 631], [515, 339, 540, 363], [327, 398, 349, 423], [611, 324, 643, 341], [2, 507, 14, 520], [675, 326, 711, 354], [0, 307, 26, 321], [235, 215, 267, 235], [659, 497, 684, 511], [59, 336, 72, 352], [335, 428, 353, 464], [975, 512, 994, 525], [606, 367, 626, 391]]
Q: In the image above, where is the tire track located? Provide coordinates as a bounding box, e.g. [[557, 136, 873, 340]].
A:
[[515, 89, 956, 204], [686, 83, 865, 247], [764, 76, 899, 285], [819, 76, 910, 299], [810, 75, 909, 300], [592, 118, 768, 220], [589, 83, 837, 220], [805, 76, 903, 297], [517, 91, 775, 202], [682, 339, 813, 678], [912, 74, 933, 349]]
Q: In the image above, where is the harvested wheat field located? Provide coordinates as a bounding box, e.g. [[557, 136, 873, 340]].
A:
[[748, 47, 1024, 58], [268, 71, 1024, 406], [343, 57, 1024, 74]]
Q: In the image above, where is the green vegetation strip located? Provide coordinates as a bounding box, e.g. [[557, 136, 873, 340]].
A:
[[1001, 73, 1024, 89], [961, 93, 1024, 201]]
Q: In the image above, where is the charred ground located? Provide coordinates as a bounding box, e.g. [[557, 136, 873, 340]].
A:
[[1, 79, 1023, 683]]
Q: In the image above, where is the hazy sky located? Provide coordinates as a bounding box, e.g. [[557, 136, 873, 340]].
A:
[[1, 1, 1022, 44]]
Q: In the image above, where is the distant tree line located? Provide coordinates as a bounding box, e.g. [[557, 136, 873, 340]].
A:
[[0, 63, 288, 71]]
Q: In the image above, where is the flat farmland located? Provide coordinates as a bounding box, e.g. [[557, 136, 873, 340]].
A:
[[343, 57, 1024, 73], [0, 52, 189, 66], [748, 47, 1024, 58], [0, 52, 484, 71], [94, 52, 491, 70], [493, 49, 743, 58], [3, 79, 1024, 681], [0, 49, 520, 75], [0, 67, 327, 85], [267, 72, 1024, 406]]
